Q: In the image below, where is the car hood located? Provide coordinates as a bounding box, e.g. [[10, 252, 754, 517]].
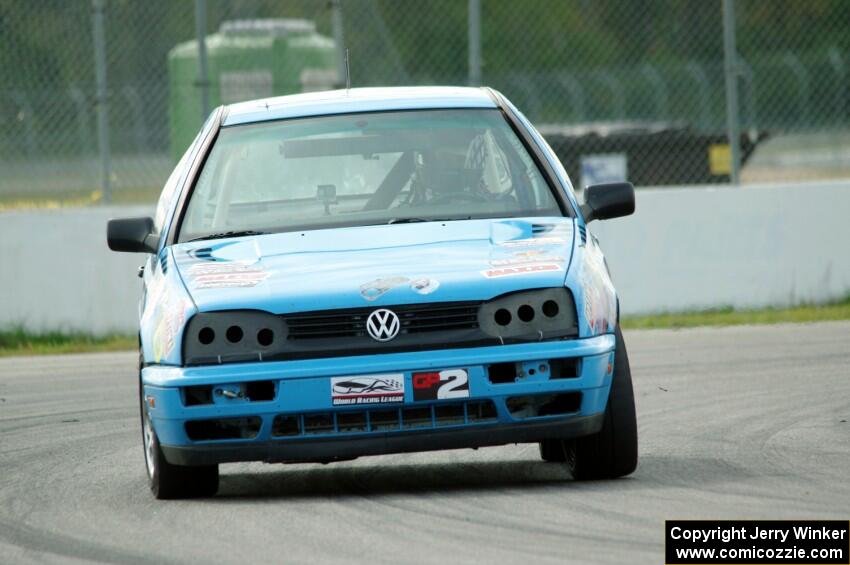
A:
[[172, 217, 575, 314]]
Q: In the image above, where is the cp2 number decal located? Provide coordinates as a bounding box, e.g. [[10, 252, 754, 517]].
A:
[[412, 369, 470, 401]]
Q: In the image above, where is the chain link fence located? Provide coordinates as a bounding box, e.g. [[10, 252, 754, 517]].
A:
[[1, 0, 849, 205]]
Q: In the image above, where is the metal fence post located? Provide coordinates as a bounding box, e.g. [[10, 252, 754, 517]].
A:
[[722, 0, 741, 185], [468, 0, 482, 86], [331, 0, 347, 88], [195, 0, 210, 122], [827, 48, 846, 125], [92, 0, 111, 203]]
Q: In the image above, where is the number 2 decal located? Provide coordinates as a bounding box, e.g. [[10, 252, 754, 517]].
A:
[[412, 368, 470, 401], [437, 369, 469, 399]]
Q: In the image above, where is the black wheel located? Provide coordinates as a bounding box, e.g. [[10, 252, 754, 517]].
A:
[[538, 438, 566, 462], [139, 354, 219, 499], [565, 325, 638, 479]]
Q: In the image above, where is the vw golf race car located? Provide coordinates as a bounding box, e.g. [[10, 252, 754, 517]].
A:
[[107, 87, 637, 499]]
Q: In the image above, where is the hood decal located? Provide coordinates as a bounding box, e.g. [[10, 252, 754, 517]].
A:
[[410, 277, 440, 295], [359, 276, 410, 302], [188, 261, 270, 289], [184, 241, 243, 262]]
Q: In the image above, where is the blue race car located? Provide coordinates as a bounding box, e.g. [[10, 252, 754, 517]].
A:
[[107, 87, 637, 499]]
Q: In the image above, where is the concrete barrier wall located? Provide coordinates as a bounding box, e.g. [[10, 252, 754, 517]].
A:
[[591, 179, 850, 314], [1, 180, 848, 335], [0, 206, 151, 335]]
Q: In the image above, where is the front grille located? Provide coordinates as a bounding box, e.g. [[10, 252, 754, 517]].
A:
[[182, 290, 578, 365], [285, 301, 481, 341], [270, 400, 498, 438]]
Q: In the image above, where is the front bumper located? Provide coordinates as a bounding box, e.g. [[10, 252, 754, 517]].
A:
[[142, 334, 616, 465]]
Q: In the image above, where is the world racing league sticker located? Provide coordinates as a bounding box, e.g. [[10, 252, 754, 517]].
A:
[[331, 375, 404, 405]]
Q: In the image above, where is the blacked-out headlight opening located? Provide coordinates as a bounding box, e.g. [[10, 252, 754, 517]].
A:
[[477, 288, 578, 340], [182, 310, 288, 365]]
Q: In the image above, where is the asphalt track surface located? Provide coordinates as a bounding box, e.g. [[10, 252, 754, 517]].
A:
[[1, 322, 848, 564]]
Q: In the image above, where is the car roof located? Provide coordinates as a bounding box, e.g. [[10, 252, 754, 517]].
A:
[[222, 86, 498, 126]]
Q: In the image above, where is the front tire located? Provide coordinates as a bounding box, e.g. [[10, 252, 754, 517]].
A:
[[539, 439, 566, 462], [139, 355, 219, 499], [566, 325, 638, 479]]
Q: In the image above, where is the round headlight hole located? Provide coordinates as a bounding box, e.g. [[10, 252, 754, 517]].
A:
[[494, 308, 512, 326], [542, 300, 559, 318], [198, 327, 215, 345], [226, 325, 243, 343], [518, 304, 535, 322], [257, 328, 274, 347]]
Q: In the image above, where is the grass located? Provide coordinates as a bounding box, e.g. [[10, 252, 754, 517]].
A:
[[621, 294, 850, 329], [0, 187, 159, 210], [0, 328, 136, 357], [1, 296, 849, 357]]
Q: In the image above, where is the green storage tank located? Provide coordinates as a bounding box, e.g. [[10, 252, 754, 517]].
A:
[[168, 19, 338, 157]]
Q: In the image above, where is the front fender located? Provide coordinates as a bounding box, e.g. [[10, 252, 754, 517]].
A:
[[566, 231, 617, 338], [140, 248, 196, 366]]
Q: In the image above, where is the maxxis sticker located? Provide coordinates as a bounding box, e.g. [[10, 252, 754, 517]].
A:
[[481, 263, 564, 278]]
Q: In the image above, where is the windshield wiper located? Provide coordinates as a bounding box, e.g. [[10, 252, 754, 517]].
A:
[[186, 230, 269, 243], [387, 216, 471, 224]]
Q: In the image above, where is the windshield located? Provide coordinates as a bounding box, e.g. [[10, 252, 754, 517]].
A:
[[177, 109, 562, 242]]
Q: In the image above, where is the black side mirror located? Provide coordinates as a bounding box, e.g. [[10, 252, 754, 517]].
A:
[[580, 182, 635, 223], [107, 217, 158, 253]]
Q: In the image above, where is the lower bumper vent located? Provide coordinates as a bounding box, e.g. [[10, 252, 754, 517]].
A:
[[270, 400, 498, 438], [506, 392, 582, 419], [185, 417, 262, 441]]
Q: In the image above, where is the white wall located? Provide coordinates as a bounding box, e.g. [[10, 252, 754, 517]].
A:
[[1, 180, 848, 335], [592, 179, 850, 315], [0, 206, 151, 335]]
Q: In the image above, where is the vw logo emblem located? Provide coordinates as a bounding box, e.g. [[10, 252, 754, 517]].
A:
[[366, 309, 400, 342]]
